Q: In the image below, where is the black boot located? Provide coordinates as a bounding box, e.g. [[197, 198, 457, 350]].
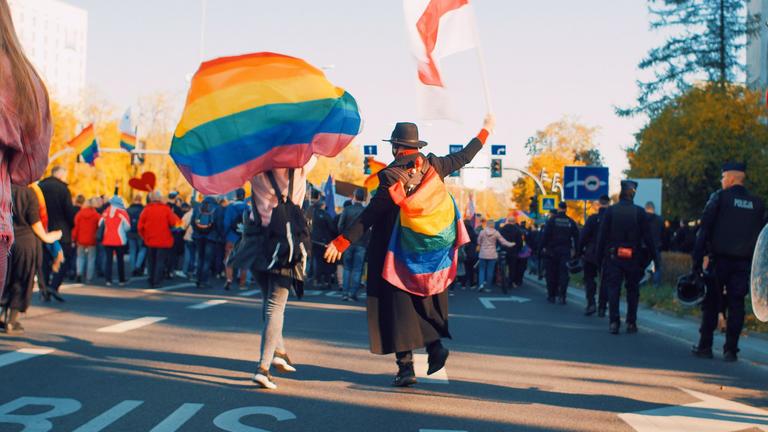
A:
[[426, 341, 449, 375], [584, 304, 596, 316], [597, 307, 606, 317], [609, 321, 620, 334], [691, 344, 714, 359], [392, 362, 417, 387]]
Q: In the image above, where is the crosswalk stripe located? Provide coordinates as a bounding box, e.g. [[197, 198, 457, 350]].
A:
[[414, 354, 449, 384], [187, 299, 228, 310], [97, 317, 166, 333], [0, 348, 55, 368], [142, 283, 194, 294], [239, 289, 261, 297], [72, 400, 143, 432]]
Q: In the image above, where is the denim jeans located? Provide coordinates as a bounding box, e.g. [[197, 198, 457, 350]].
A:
[[195, 238, 217, 284], [183, 240, 197, 275], [342, 245, 366, 298], [76, 245, 96, 282], [478, 258, 497, 288], [256, 273, 290, 372], [127, 236, 146, 273]]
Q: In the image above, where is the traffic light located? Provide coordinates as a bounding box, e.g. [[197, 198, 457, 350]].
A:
[[364, 156, 372, 175], [490, 159, 502, 178]]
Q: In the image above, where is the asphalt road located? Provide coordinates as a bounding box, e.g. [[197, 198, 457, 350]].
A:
[[0, 276, 766, 432]]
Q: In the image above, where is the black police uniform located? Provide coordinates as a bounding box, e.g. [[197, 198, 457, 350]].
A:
[[539, 210, 579, 303], [579, 207, 607, 313], [596, 194, 659, 330], [692, 183, 766, 356]]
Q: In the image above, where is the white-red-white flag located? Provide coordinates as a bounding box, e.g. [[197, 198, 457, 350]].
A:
[[404, 0, 478, 120]]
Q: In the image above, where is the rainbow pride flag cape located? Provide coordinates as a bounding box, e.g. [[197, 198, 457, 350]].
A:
[[382, 165, 469, 297], [119, 132, 136, 152], [171, 52, 362, 194]]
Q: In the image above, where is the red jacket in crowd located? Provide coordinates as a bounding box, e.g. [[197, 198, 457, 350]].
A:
[[72, 207, 100, 247], [138, 202, 180, 249]]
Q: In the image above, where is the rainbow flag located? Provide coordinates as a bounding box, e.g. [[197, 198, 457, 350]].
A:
[[363, 159, 387, 193], [382, 166, 469, 297], [119, 132, 136, 152], [171, 52, 362, 194], [79, 140, 99, 166], [67, 124, 96, 154]]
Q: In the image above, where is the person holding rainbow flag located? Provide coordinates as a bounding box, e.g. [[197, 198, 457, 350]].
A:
[[325, 114, 495, 387]]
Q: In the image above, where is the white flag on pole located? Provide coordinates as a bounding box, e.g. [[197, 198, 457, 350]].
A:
[[403, 0, 478, 120]]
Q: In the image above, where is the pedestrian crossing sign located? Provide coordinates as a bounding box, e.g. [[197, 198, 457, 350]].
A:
[[538, 194, 559, 214]]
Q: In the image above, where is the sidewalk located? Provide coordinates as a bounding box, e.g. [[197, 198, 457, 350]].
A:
[[524, 275, 768, 368]]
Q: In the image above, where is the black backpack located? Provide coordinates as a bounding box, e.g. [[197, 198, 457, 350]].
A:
[[263, 169, 311, 271], [195, 202, 215, 234]]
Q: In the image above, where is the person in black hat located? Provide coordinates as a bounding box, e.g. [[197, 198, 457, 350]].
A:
[[691, 162, 766, 362], [324, 114, 495, 387], [579, 194, 611, 316], [596, 180, 660, 334], [538, 201, 579, 304]]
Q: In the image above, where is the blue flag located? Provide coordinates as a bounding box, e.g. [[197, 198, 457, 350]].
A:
[[324, 175, 336, 218]]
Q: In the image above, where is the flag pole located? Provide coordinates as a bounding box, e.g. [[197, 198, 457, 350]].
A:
[[472, 7, 493, 114]]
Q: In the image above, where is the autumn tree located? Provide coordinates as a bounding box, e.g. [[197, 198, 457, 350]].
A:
[[628, 83, 768, 219], [619, 0, 760, 118], [512, 118, 603, 224]]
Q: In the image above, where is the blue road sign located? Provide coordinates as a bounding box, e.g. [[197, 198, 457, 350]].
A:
[[449, 145, 463, 177], [363, 145, 377, 156], [563, 166, 609, 201], [491, 145, 506, 156]]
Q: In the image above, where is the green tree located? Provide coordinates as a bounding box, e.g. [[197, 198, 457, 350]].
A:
[[627, 84, 768, 219], [619, 0, 760, 118]]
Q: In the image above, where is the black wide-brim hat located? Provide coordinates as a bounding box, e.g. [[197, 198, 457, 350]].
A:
[[383, 122, 428, 148]]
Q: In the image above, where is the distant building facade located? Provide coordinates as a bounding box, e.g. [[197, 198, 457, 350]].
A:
[[7, 0, 87, 104], [747, 0, 768, 89]]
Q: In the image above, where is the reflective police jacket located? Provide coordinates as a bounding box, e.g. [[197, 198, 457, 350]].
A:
[[596, 198, 658, 265], [692, 185, 766, 265], [539, 211, 579, 255]]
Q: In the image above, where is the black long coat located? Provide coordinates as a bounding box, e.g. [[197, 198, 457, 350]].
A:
[[343, 136, 483, 355], [38, 176, 76, 243]]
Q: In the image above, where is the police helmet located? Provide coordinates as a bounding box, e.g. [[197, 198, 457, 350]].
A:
[[566, 258, 583, 274], [676, 273, 706, 307]]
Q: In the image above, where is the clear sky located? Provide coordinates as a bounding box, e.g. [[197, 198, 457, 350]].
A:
[[65, 0, 663, 189]]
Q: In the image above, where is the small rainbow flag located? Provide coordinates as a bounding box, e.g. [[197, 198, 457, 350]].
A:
[[79, 140, 99, 166], [382, 165, 469, 297], [171, 52, 362, 194], [119, 132, 136, 152], [67, 124, 96, 154]]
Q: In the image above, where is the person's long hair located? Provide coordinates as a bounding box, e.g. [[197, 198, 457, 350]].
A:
[[0, 0, 49, 138]]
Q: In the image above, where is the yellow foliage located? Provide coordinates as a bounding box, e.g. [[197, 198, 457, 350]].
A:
[[307, 143, 366, 186]]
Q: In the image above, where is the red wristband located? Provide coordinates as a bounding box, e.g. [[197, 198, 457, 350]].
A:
[[477, 129, 489, 144], [331, 235, 351, 254]]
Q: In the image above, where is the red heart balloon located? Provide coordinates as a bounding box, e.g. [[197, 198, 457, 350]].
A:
[[128, 171, 157, 192]]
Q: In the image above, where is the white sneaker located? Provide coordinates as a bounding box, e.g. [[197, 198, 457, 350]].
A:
[[272, 354, 297, 373], [252, 371, 277, 389]]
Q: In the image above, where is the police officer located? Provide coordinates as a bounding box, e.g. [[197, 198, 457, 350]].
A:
[[596, 181, 660, 334], [539, 202, 579, 304], [578, 195, 611, 316], [691, 162, 766, 362]]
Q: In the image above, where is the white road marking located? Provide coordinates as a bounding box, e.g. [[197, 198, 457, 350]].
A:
[[0, 348, 55, 368], [420, 430, 468, 432], [97, 317, 166, 333], [142, 283, 194, 293], [238, 289, 261, 297], [187, 299, 228, 310], [619, 387, 768, 431], [303, 290, 324, 296], [479, 296, 531, 309], [414, 354, 449, 384], [149, 403, 204, 432], [72, 400, 143, 431]]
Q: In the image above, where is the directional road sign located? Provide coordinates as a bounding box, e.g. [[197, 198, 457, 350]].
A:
[[491, 145, 506, 156], [363, 145, 377, 156], [563, 166, 609, 201]]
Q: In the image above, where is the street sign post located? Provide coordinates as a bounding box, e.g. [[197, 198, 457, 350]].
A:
[[448, 145, 462, 177], [538, 194, 559, 214], [563, 166, 609, 201], [491, 145, 506, 156], [363, 145, 377, 156]]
